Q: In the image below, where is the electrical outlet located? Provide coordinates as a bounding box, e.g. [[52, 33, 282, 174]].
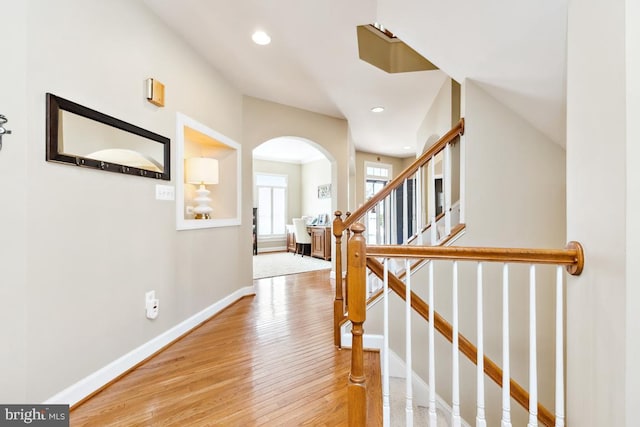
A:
[[145, 290, 155, 304], [155, 184, 175, 201], [145, 290, 159, 319]]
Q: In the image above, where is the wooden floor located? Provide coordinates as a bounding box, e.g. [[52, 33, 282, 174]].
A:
[[71, 270, 381, 426]]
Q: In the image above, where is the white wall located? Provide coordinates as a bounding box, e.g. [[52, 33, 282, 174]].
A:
[[1, 0, 251, 403], [458, 81, 566, 426], [366, 80, 566, 426], [0, 0, 28, 403], [417, 77, 452, 151], [625, 0, 640, 421], [566, 0, 631, 425], [301, 159, 332, 218]]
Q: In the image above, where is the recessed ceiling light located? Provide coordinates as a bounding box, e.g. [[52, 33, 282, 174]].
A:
[[403, 146, 412, 150], [371, 106, 385, 113], [252, 31, 271, 45]]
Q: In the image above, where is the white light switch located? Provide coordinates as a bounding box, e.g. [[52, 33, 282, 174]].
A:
[[155, 184, 175, 201]]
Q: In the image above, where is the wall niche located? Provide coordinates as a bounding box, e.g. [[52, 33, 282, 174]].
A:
[[176, 113, 241, 230]]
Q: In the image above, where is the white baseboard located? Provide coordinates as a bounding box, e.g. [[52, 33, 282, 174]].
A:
[[340, 328, 383, 351], [45, 285, 256, 406], [257, 246, 286, 253]]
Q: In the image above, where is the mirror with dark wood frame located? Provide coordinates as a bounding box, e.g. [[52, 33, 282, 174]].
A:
[[46, 93, 170, 180]]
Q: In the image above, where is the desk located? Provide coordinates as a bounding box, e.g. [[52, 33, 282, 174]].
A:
[[286, 225, 331, 260]]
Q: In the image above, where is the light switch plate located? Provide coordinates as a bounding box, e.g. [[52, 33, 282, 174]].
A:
[[155, 184, 175, 201]]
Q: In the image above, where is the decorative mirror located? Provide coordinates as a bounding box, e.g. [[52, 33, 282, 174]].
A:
[[46, 93, 170, 180]]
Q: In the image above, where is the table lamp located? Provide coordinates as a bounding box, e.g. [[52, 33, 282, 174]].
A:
[[186, 157, 219, 219]]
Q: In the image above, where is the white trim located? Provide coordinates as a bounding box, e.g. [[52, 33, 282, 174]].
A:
[[257, 246, 287, 253], [340, 331, 384, 350], [44, 285, 256, 406], [364, 161, 393, 181]]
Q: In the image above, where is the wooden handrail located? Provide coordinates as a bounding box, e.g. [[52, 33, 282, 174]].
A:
[[342, 118, 464, 231], [367, 241, 584, 275], [366, 257, 556, 427], [397, 223, 467, 280], [333, 119, 465, 348]]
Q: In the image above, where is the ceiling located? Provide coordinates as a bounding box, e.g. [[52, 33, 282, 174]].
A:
[[252, 137, 326, 164], [143, 0, 568, 161]]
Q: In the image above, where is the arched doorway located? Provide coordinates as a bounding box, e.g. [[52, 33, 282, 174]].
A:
[[251, 136, 336, 279]]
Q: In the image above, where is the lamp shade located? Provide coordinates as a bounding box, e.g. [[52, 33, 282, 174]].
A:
[[186, 157, 219, 185]]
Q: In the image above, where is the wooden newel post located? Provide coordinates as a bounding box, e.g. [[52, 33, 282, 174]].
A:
[[333, 211, 344, 347], [348, 223, 367, 426]]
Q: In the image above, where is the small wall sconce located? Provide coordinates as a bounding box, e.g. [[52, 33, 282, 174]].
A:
[[146, 78, 165, 107], [186, 157, 219, 219]]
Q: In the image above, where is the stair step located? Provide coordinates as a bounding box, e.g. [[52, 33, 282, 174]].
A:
[[389, 376, 451, 426]]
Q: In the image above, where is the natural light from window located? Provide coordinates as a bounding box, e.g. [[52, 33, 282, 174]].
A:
[[256, 173, 287, 237]]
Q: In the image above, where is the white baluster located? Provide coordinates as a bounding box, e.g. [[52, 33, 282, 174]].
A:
[[383, 259, 390, 426], [390, 190, 397, 244], [429, 158, 437, 245], [452, 261, 461, 427], [384, 194, 391, 245], [459, 132, 466, 224], [444, 142, 452, 236], [501, 264, 512, 427], [528, 265, 538, 427], [476, 263, 487, 427], [555, 266, 565, 427], [405, 259, 413, 425], [428, 261, 437, 426], [403, 179, 408, 244], [416, 167, 423, 245]]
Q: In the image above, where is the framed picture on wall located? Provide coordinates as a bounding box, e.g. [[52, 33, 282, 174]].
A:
[[317, 184, 331, 199]]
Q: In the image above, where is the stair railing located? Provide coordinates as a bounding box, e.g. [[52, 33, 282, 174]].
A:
[[346, 222, 584, 426], [333, 119, 465, 347]]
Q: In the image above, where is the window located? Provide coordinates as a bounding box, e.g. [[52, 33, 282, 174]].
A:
[[255, 173, 287, 237], [364, 162, 392, 244]]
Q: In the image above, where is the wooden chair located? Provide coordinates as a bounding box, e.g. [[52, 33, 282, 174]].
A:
[[292, 218, 311, 256]]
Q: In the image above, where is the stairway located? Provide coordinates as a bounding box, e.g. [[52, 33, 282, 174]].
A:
[[389, 376, 451, 426]]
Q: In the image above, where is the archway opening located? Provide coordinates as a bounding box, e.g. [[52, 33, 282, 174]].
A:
[[251, 136, 335, 279]]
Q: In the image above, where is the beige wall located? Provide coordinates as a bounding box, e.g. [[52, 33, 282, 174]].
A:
[[417, 78, 453, 152], [1, 0, 251, 402], [458, 81, 566, 425], [566, 0, 635, 425], [366, 80, 566, 426], [626, 0, 640, 419], [243, 96, 349, 263], [301, 158, 332, 218], [0, 0, 28, 403]]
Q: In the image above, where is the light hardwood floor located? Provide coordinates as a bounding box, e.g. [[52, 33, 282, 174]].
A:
[[71, 270, 381, 426]]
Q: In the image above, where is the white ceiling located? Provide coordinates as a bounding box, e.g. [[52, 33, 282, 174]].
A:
[[252, 137, 326, 164], [143, 0, 568, 161], [377, 0, 568, 146]]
